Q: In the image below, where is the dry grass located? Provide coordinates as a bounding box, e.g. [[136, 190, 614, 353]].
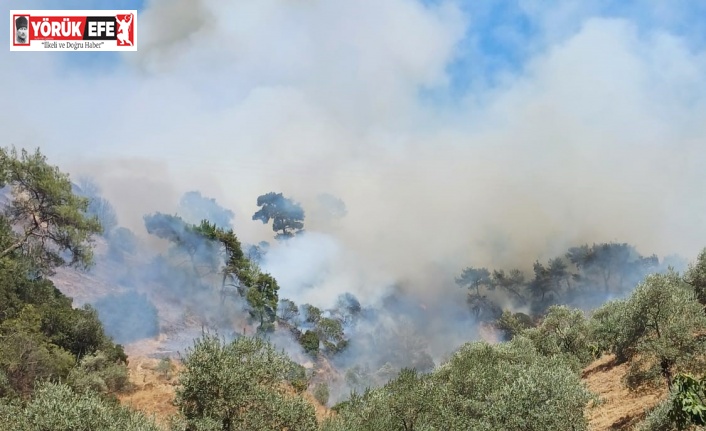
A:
[[583, 354, 667, 431], [117, 356, 181, 430]]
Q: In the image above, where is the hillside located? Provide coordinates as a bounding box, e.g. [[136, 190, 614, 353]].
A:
[[583, 355, 666, 431], [115, 350, 668, 431]]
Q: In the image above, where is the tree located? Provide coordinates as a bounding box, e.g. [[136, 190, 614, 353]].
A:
[[245, 271, 279, 332], [0, 147, 102, 275], [491, 269, 526, 304], [684, 247, 706, 307], [277, 298, 300, 324], [456, 267, 491, 297], [174, 334, 318, 431], [593, 271, 706, 389], [143, 213, 221, 279], [75, 177, 118, 236], [252, 192, 305, 240], [0, 381, 161, 431], [521, 305, 594, 369]]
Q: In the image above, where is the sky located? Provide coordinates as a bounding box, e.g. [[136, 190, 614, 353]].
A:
[[2, 0, 706, 299]]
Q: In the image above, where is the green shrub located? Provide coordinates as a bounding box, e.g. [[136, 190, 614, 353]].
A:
[[300, 330, 320, 356], [521, 305, 594, 369], [313, 382, 330, 406], [592, 272, 706, 389], [0, 381, 160, 431], [174, 333, 318, 431]]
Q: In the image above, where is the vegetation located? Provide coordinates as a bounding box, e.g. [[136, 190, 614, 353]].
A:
[[252, 192, 305, 240], [174, 333, 318, 431], [5, 147, 706, 430], [0, 147, 153, 428]]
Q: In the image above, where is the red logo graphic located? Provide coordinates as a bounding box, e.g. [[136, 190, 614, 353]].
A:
[[115, 13, 134, 46]]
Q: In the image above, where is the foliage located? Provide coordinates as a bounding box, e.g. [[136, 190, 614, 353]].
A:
[[316, 317, 348, 354], [313, 382, 330, 406], [0, 147, 102, 275], [300, 330, 320, 356], [278, 298, 300, 324], [684, 248, 706, 307], [0, 381, 160, 431], [252, 192, 305, 240], [67, 351, 131, 395], [156, 357, 175, 380], [521, 305, 594, 369], [638, 395, 679, 431], [174, 333, 317, 431], [326, 337, 593, 431], [591, 272, 706, 389], [495, 310, 535, 340], [668, 373, 706, 429], [302, 304, 322, 324]]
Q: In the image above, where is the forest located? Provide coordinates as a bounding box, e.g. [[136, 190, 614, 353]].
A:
[[1, 146, 706, 431]]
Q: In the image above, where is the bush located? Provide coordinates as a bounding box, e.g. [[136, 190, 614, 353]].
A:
[[313, 383, 330, 406], [0, 381, 160, 431], [326, 337, 593, 431], [521, 305, 594, 369], [592, 272, 706, 389], [496, 310, 535, 340], [174, 333, 318, 431], [300, 330, 320, 356], [67, 351, 131, 395]]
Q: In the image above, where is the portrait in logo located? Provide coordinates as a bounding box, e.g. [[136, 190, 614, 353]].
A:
[[115, 13, 133, 46], [15, 16, 29, 45]]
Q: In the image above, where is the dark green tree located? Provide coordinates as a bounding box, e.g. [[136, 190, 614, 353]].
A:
[[252, 192, 305, 240], [0, 147, 102, 275]]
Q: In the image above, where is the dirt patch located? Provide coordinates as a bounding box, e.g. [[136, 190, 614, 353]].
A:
[[118, 356, 181, 429], [583, 354, 666, 431]]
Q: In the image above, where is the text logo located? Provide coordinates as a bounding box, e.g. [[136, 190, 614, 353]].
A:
[[10, 10, 137, 51]]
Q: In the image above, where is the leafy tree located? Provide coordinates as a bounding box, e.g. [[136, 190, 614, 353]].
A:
[[252, 192, 305, 240], [313, 382, 330, 406], [495, 310, 534, 340], [456, 267, 492, 297], [491, 269, 526, 304], [143, 213, 221, 279], [245, 271, 279, 332], [326, 337, 592, 431], [528, 261, 555, 304], [521, 305, 594, 369], [593, 271, 706, 389], [0, 381, 160, 431], [277, 298, 300, 324], [174, 333, 318, 431], [457, 267, 501, 321], [302, 304, 322, 325], [300, 330, 320, 356], [0, 147, 102, 275], [316, 317, 348, 354], [684, 247, 706, 307]]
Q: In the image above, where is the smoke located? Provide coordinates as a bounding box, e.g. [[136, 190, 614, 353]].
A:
[[4, 0, 706, 402]]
